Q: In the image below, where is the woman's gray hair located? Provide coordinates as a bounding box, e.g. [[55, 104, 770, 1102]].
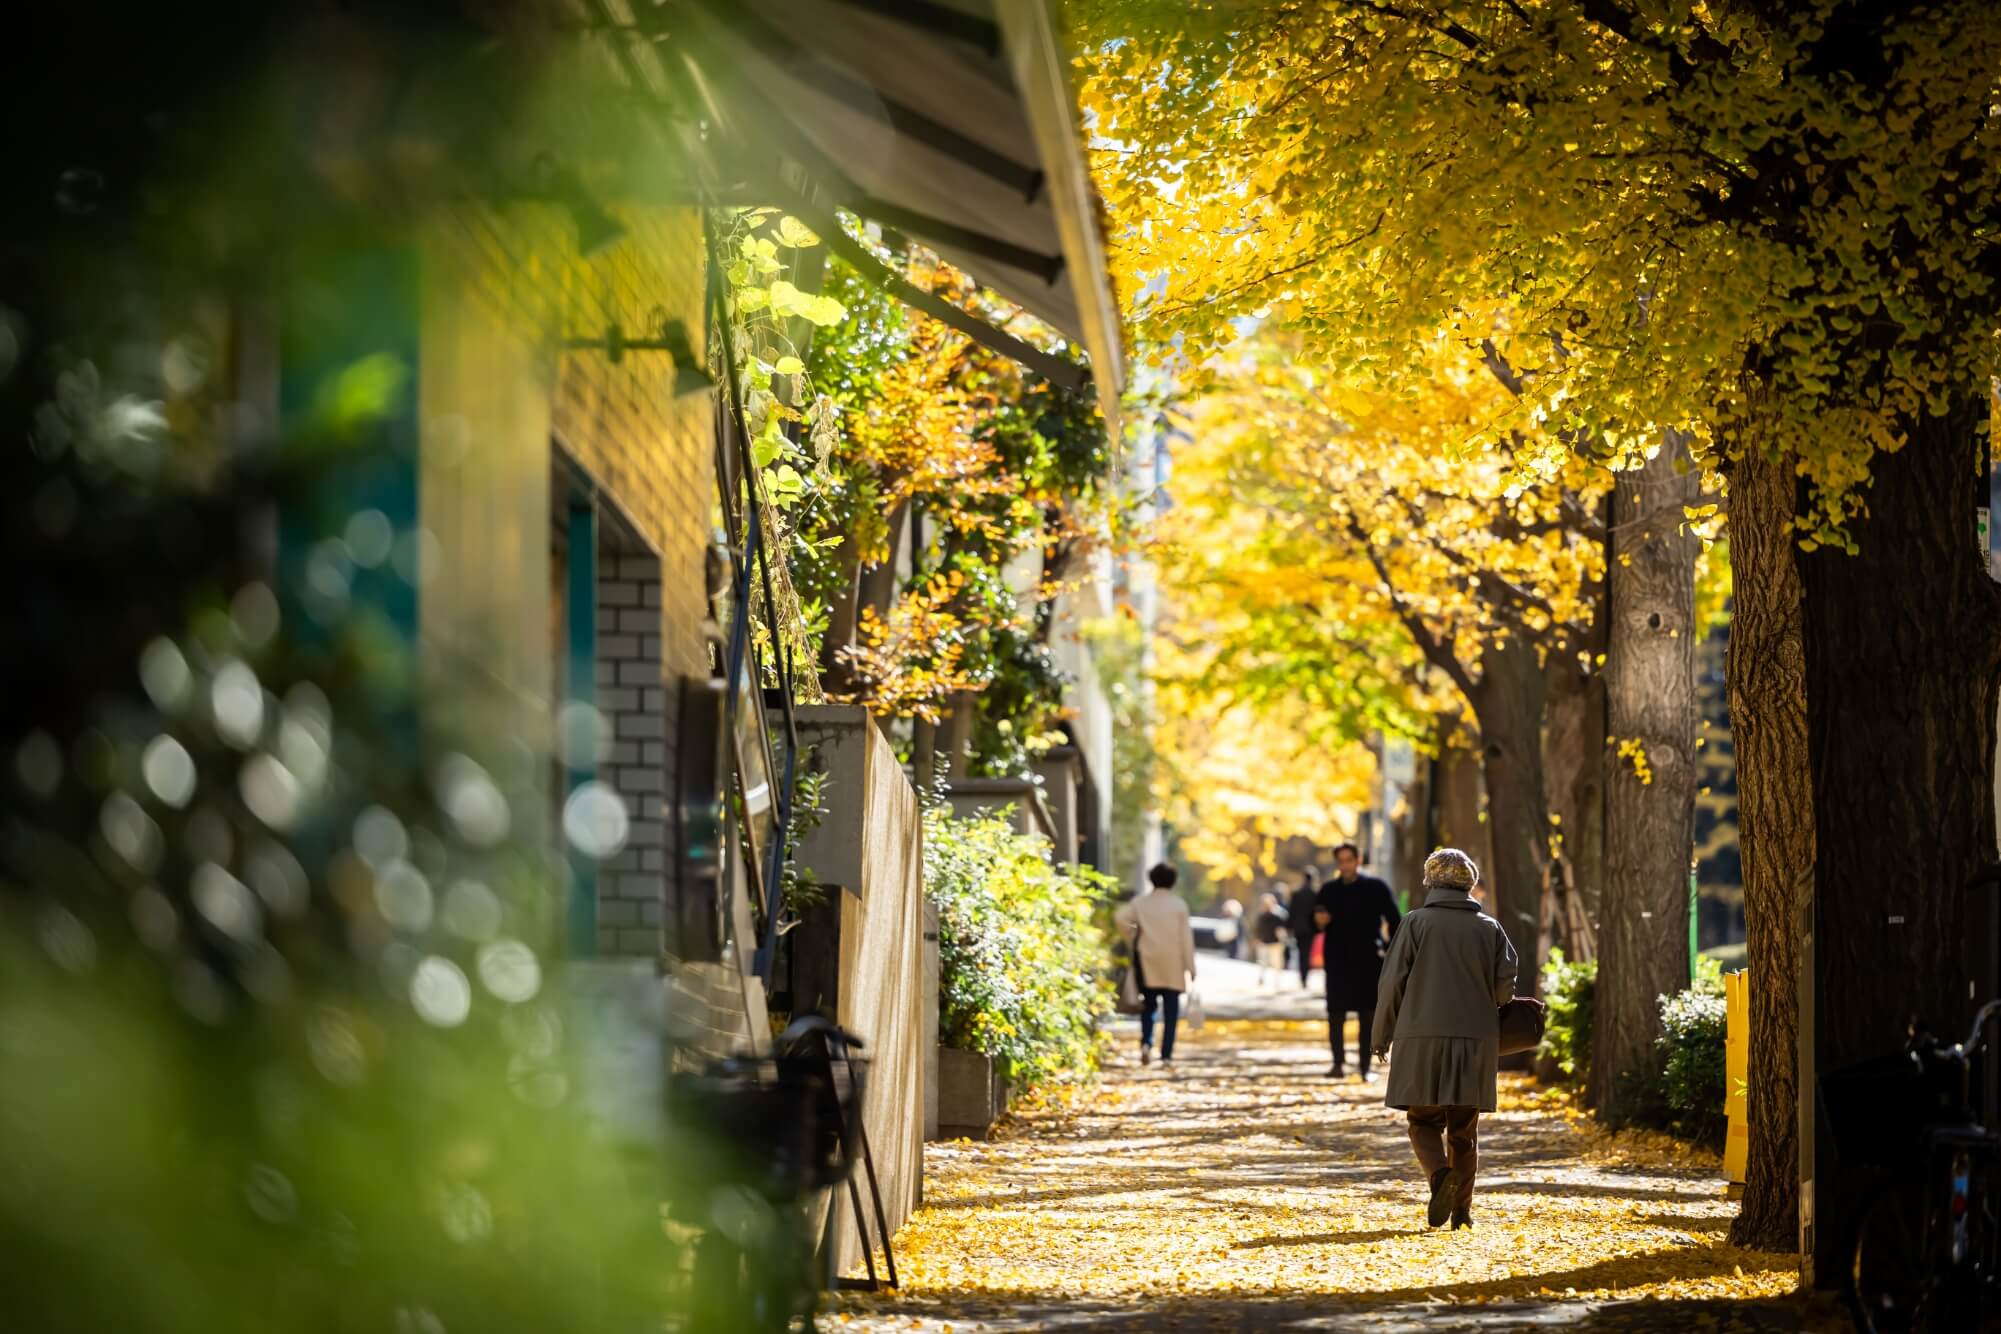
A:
[[1422, 847, 1480, 891]]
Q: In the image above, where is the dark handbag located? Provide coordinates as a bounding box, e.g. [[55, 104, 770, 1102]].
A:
[[1114, 919, 1145, 1015], [1497, 995, 1548, 1056]]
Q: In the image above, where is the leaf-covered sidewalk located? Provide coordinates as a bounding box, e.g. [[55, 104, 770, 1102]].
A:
[[835, 1019, 1840, 1332]]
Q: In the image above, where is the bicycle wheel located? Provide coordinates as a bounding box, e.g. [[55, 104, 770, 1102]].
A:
[[1852, 1180, 1930, 1333]]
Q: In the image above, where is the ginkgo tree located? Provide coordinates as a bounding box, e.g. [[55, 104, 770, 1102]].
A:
[[1072, 0, 2001, 1262], [1151, 629, 1381, 891], [1158, 333, 1616, 969]]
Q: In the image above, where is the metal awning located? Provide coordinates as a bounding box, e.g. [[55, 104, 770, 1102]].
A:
[[605, 0, 1125, 439]]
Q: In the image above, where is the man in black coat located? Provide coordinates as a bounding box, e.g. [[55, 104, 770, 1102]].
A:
[[1316, 842, 1403, 1080], [1286, 868, 1322, 989]]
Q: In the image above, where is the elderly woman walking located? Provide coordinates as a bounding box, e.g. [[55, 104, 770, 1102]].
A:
[[1370, 848, 1519, 1230]]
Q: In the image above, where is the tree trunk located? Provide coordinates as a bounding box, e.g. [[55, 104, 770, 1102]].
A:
[[1432, 739, 1494, 875], [1540, 647, 1602, 1084], [825, 501, 909, 693], [1474, 634, 1553, 998], [1723, 410, 1813, 1253], [856, 500, 909, 624], [1390, 747, 1433, 900], [820, 540, 863, 689], [1544, 637, 1605, 962], [942, 690, 976, 780], [1799, 398, 2001, 1285], [913, 717, 938, 796], [1590, 437, 1701, 1120]]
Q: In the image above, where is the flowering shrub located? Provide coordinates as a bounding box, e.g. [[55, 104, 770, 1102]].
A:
[[1654, 957, 1729, 1145], [924, 806, 1114, 1089]]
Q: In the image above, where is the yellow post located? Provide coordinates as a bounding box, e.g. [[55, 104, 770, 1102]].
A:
[[1724, 969, 1749, 1192]]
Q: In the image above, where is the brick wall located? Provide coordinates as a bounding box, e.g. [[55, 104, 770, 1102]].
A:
[[595, 547, 667, 956], [427, 199, 714, 956]]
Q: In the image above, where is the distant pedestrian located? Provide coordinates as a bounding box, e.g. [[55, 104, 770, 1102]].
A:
[[1371, 848, 1519, 1231], [1219, 897, 1246, 960], [1316, 842, 1401, 1082], [1116, 863, 1197, 1067], [1286, 868, 1322, 989], [1252, 891, 1288, 988]]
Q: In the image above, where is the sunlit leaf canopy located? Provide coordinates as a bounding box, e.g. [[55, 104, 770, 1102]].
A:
[[1072, 0, 2001, 542], [1154, 333, 1611, 746], [1152, 655, 1379, 886]]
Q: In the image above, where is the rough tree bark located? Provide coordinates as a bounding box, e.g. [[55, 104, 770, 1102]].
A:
[[822, 501, 909, 693], [912, 717, 938, 794], [1799, 398, 2001, 1284], [1723, 414, 1812, 1253], [1474, 634, 1554, 997], [1432, 742, 1495, 868], [1390, 750, 1432, 898], [1541, 590, 1608, 1084], [1589, 437, 1701, 1119], [942, 690, 976, 778], [819, 542, 862, 690], [1563, 495, 1615, 951], [855, 500, 909, 626], [1543, 627, 1606, 964]]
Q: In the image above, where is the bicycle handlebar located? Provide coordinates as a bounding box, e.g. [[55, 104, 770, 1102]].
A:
[[777, 1014, 867, 1054], [1964, 1000, 2001, 1056], [1911, 998, 2001, 1068]]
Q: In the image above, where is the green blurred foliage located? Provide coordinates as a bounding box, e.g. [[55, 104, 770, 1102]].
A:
[[0, 9, 786, 1330], [1, 525, 700, 1333]]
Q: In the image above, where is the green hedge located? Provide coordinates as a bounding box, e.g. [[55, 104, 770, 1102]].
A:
[[1540, 948, 1597, 1080], [924, 806, 1116, 1089], [1537, 950, 1729, 1146], [1654, 956, 1728, 1144]]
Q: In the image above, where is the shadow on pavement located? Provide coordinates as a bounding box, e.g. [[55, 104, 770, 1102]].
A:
[[840, 1293, 1829, 1332]]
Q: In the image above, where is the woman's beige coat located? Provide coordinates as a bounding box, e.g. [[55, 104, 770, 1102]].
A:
[[1115, 888, 1197, 994]]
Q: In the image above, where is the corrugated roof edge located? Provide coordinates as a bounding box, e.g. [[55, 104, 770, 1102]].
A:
[[994, 0, 1126, 449]]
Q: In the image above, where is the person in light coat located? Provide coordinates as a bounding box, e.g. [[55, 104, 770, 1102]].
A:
[[1252, 891, 1289, 988], [1115, 862, 1198, 1066], [1370, 848, 1519, 1231]]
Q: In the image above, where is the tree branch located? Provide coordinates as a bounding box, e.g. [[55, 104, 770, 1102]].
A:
[[1577, 0, 1730, 77], [1345, 510, 1482, 704], [1331, 0, 1484, 54], [1479, 337, 1527, 397], [1148, 212, 1385, 319]]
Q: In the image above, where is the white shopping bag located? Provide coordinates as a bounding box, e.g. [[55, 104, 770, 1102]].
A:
[[1184, 988, 1205, 1032]]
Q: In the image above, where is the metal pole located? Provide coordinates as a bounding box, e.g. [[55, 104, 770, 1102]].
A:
[[1689, 863, 1700, 983]]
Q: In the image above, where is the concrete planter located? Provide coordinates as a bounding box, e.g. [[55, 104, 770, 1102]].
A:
[[943, 777, 1059, 854], [934, 1046, 1011, 1140]]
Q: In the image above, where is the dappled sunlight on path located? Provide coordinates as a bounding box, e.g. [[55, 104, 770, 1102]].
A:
[[836, 1020, 1833, 1332]]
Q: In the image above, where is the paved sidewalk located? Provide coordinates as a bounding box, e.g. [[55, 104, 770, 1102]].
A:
[[1180, 950, 1331, 1022], [835, 1018, 1829, 1332]]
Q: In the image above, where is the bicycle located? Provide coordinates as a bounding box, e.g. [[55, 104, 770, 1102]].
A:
[[668, 1017, 872, 1333], [1849, 998, 2001, 1332]]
